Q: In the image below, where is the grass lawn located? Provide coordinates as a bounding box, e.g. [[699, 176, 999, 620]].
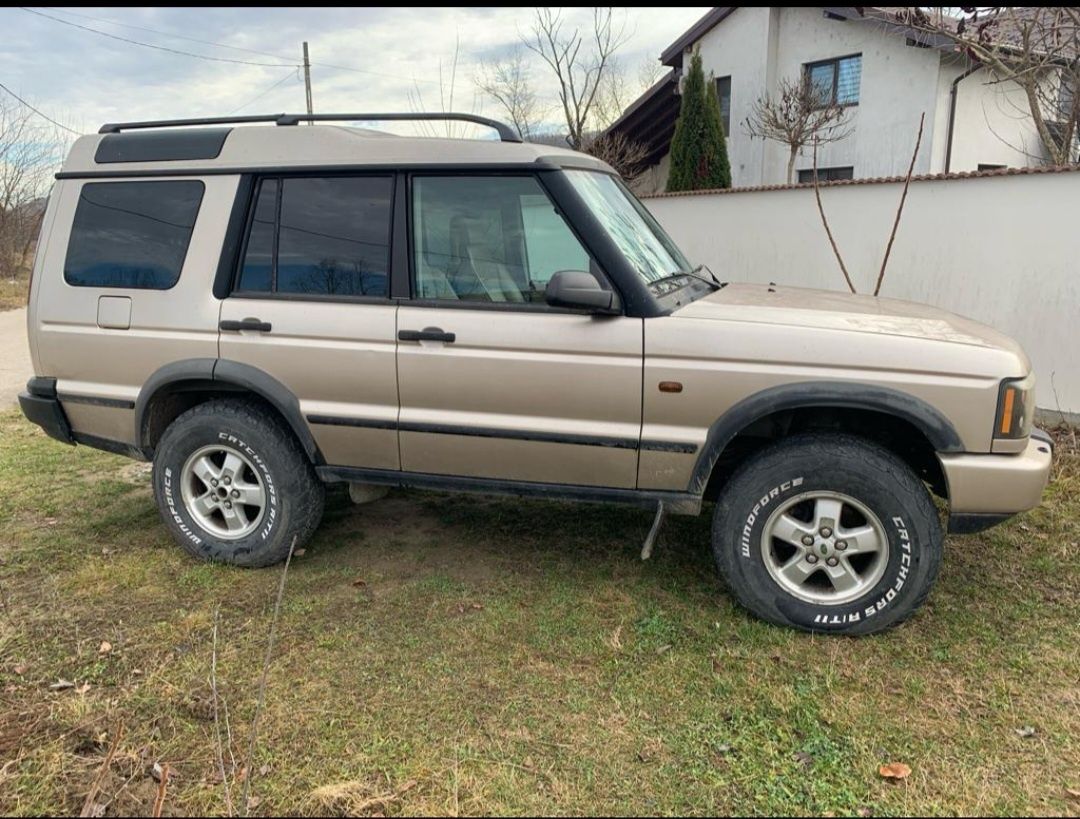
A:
[[0, 408, 1077, 816]]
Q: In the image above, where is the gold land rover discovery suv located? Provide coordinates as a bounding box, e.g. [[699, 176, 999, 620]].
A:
[[19, 112, 1053, 634]]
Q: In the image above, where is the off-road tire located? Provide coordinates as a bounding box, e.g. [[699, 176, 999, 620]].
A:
[[712, 433, 943, 635], [151, 399, 325, 567]]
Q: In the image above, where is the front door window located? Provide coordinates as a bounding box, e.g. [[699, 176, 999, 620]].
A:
[[411, 175, 592, 303]]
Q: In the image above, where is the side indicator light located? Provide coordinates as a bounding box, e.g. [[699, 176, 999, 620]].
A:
[[659, 381, 683, 394]]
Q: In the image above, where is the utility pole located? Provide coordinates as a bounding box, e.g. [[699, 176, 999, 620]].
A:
[[302, 41, 314, 122]]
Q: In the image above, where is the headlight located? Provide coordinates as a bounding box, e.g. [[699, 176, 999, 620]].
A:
[[994, 374, 1034, 439]]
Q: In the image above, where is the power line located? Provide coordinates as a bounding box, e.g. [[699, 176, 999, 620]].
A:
[[20, 7, 300, 68], [228, 69, 299, 115], [32, 6, 303, 63], [0, 81, 82, 135], [23, 6, 442, 85]]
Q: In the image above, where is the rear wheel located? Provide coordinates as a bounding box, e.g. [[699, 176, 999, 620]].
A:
[[152, 399, 325, 567], [711, 433, 943, 635]]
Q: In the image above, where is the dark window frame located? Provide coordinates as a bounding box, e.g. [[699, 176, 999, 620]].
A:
[[803, 53, 862, 108], [229, 171, 396, 304], [797, 166, 854, 184], [714, 75, 732, 135], [403, 170, 618, 314], [64, 179, 205, 291]]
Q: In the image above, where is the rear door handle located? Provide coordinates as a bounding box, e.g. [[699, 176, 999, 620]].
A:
[[220, 318, 272, 333], [398, 327, 456, 343]]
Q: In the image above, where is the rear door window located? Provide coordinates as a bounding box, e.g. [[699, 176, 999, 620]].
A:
[[236, 175, 393, 298], [64, 180, 204, 289]]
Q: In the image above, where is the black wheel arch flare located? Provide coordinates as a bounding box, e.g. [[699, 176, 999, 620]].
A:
[[134, 358, 324, 464], [687, 381, 965, 495]]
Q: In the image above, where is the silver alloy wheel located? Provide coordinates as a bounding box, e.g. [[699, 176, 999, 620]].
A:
[[760, 490, 890, 606], [180, 444, 267, 541]]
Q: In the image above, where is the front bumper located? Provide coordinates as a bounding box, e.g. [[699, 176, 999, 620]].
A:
[[18, 377, 74, 445], [940, 428, 1054, 533]]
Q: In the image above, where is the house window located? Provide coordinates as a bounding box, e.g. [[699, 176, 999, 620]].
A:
[[798, 166, 854, 184], [715, 76, 732, 135], [805, 54, 862, 107]]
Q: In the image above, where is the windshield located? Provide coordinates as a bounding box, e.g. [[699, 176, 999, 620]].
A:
[[564, 170, 692, 284]]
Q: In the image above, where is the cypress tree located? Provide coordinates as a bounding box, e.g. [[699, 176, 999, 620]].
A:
[[666, 51, 733, 192]]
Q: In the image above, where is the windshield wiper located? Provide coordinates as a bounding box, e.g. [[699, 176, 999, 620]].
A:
[[653, 265, 724, 290]]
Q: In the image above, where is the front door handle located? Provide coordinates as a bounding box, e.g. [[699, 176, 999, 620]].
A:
[[398, 327, 456, 343], [221, 318, 272, 333]]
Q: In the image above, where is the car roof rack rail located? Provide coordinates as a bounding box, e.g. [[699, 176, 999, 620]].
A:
[[275, 113, 522, 142], [98, 114, 287, 134], [98, 112, 523, 143]]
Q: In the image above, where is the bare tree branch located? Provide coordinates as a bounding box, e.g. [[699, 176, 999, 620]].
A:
[[812, 138, 856, 294], [580, 129, 649, 179], [240, 535, 298, 817], [875, 112, 925, 296], [894, 7, 1079, 165], [475, 47, 545, 140], [744, 73, 854, 184], [524, 7, 631, 149], [0, 97, 70, 281]]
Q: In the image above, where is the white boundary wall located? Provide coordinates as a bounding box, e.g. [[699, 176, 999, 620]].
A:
[[644, 169, 1080, 415]]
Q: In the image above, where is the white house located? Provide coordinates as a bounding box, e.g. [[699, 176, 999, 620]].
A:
[[612, 7, 1058, 193]]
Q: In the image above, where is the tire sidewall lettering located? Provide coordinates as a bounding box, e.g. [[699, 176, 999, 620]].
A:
[[741, 478, 915, 627]]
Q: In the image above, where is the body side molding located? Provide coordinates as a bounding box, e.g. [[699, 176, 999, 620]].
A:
[[317, 465, 702, 515]]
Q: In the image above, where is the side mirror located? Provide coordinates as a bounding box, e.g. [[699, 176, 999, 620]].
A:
[[544, 270, 619, 313]]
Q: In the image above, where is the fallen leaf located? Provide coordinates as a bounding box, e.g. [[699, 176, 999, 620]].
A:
[[98, 641, 112, 655], [655, 644, 672, 656], [471, 602, 483, 610], [1065, 788, 1080, 801], [101, 547, 115, 556], [259, 764, 271, 776], [76, 682, 91, 695], [247, 796, 261, 810], [712, 657, 722, 673], [1014, 725, 1036, 738], [293, 548, 306, 557], [857, 808, 873, 817], [351, 578, 367, 587], [794, 751, 814, 769], [714, 743, 732, 755], [43, 517, 58, 527], [49, 678, 75, 691], [13, 663, 27, 675], [879, 762, 912, 780], [151, 762, 165, 782]]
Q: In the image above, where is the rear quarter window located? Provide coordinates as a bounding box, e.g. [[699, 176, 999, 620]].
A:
[[64, 180, 204, 289]]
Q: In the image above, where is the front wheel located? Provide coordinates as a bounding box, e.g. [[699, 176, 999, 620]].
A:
[[711, 433, 943, 635]]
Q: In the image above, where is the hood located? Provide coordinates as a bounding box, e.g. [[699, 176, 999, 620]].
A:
[[676, 282, 1027, 357]]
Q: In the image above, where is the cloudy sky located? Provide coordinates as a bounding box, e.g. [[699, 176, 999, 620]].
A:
[[1, 6, 710, 138]]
